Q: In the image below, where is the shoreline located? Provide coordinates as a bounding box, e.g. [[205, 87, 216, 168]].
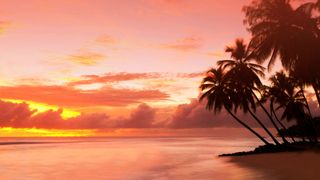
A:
[[219, 142, 320, 157], [228, 151, 320, 179]]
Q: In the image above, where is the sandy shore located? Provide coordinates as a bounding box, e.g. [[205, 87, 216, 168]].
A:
[[228, 151, 320, 180]]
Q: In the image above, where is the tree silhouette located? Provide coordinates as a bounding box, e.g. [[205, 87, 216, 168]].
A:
[[200, 67, 271, 145], [243, 0, 320, 108], [217, 39, 283, 144], [269, 72, 318, 142]]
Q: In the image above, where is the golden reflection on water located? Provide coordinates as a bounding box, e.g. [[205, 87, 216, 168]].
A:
[[0, 137, 265, 179]]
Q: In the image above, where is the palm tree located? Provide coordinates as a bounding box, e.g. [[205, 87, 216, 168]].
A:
[[217, 39, 282, 145], [268, 72, 316, 141], [260, 85, 296, 142], [269, 73, 304, 116], [200, 67, 271, 145], [243, 0, 320, 108]]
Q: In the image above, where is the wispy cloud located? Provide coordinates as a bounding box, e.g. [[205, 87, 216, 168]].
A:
[[207, 51, 224, 57], [161, 35, 203, 51], [95, 34, 116, 45], [68, 51, 105, 66], [68, 72, 161, 86], [176, 72, 204, 78]]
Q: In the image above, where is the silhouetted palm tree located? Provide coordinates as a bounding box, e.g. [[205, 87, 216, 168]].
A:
[[269, 72, 305, 118], [217, 39, 282, 145], [243, 0, 320, 107], [260, 84, 296, 142], [268, 72, 316, 141], [200, 67, 271, 145], [217, 39, 287, 144]]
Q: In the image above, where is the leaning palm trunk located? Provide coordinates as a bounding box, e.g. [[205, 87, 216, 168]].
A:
[[300, 86, 319, 143], [312, 83, 320, 110], [251, 90, 289, 144], [248, 109, 279, 145], [301, 86, 313, 116], [270, 106, 296, 143], [226, 108, 271, 145]]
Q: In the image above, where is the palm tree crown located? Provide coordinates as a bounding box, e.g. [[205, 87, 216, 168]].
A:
[[269, 72, 307, 121], [243, 0, 320, 106], [199, 67, 233, 113], [200, 66, 271, 145]]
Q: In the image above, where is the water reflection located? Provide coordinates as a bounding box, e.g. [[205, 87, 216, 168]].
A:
[[0, 137, 265, 179]]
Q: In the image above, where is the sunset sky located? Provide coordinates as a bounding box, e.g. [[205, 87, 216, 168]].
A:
[[0, 0, 280, 136]]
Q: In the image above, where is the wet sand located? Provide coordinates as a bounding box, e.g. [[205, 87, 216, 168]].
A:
[[229, 151, 320, 180]]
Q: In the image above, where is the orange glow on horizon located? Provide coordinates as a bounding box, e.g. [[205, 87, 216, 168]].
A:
[[0, 127, 95, 137]]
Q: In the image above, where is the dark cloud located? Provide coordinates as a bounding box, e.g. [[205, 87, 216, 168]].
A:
[[1, 97, 306, 130], [167, 99, 275, 128], [0, 100, 36, 127], [118, 103, 157, 128], [0, 100, 158, 129]]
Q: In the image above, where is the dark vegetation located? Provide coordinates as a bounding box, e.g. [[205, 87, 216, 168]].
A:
[[200, 0, 320, 155]]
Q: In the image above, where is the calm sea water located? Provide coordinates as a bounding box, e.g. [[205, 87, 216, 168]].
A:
[[0, 137, 266, 179]]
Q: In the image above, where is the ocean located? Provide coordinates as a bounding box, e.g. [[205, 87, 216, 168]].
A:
[[0, 137, 266, 179]]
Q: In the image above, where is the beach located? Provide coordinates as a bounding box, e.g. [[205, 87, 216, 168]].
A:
[[229, 151, 320, 180]]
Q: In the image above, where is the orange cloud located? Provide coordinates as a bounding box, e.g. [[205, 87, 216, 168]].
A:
[[161, 35, 203, 51], [0, 85, 169, 107], [68, 51, 105, 66]]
